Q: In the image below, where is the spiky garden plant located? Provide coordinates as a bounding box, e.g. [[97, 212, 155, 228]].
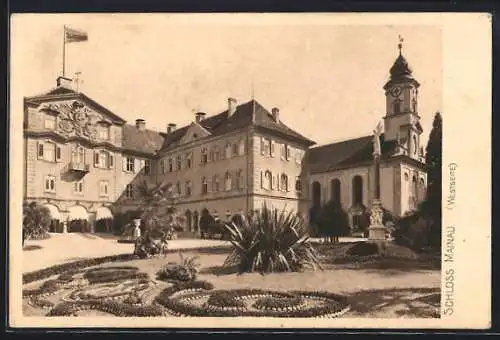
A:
[[223, 204, 323, 274]]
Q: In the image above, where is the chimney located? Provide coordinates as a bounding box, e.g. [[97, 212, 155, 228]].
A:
[[228, 97, 237, 117], [56, 76, 73, 89], [195, 112, 206, 123], [167, 123, 177, 134], [271, 107, 280, 123], [135, 119, 146, 131]]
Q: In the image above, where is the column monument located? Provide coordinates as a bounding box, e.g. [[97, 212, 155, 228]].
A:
[[368, 122, 388, 241]]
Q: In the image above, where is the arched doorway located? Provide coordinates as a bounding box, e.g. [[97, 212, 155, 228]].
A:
[[44, 204, 62, 233], [312, 181, 321, 207], [185, 210, 193, 232], [95, 207, 113, 233], [192, 211, 199, 233], [68, 205, 89, 232]]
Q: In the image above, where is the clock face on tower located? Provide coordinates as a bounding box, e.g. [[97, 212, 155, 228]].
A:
[[390, 86, 402, 97]]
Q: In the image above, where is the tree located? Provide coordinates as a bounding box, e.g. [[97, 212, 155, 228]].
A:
[[422, 112, 443, 249], [23, 201, 51, 246], [199, 208, 215, 236], [316, 200, 350, 243]]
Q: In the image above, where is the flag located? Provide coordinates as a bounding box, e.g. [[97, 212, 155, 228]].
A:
[[65, 27, 88, 43]]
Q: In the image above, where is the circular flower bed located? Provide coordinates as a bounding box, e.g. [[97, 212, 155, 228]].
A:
[[83, 266, 148, 284], [65, 278, 152, 302], [156, 282, 350, 318]]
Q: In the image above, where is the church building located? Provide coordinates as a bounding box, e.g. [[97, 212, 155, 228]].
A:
[[306, 42, 428, 230]]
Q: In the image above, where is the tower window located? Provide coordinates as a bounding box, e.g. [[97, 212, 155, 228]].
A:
[[393, 100, 401, 114]]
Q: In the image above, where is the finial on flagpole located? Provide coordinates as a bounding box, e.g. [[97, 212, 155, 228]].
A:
[[398, 34, 404, 55]]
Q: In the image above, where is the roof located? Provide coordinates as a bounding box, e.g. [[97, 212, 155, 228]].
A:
[[159, 99, 315, 152], [308, 134, 399, 173], [383, 51, 420, 89], [122, 124, 165, 155], [24, 86, 127, 124]]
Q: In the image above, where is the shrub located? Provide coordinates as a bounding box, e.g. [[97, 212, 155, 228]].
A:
[[83, 266, 148, 284], [223, 204, 323, 274], [345, 242, 379, 257], [23, 201, 52, 246], [156, 252, 200, 282], [392, 212, 434, 252], [206, 291, 246, 308], [315, 200, 350, 242]]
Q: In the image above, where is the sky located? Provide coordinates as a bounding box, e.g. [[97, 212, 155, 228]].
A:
[[11, 14, 442, 147]]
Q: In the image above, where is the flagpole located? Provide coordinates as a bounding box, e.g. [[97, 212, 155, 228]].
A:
[[62, 25, 66, 77]]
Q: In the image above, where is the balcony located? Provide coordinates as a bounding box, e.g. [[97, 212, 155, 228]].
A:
[[68, 162, 90, 173]]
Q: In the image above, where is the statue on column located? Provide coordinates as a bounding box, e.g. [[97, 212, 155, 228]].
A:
[[372, 121, 383, 157]]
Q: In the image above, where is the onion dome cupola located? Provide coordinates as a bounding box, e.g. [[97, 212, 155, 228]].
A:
[[383, 36, 420, 90]]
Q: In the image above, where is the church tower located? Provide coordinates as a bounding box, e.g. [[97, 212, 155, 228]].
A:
[[383, 37, 423, 160]]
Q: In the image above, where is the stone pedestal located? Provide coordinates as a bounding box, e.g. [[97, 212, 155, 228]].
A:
[[62, 221, 68, 233], [368, 199, 387, 241]]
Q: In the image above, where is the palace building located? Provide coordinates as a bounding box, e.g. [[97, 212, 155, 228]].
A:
[[22, 44, 427, 234]]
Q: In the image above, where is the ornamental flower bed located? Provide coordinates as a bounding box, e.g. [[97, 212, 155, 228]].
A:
[[83, 266, 149, 284], [47, 300, 164, 317]]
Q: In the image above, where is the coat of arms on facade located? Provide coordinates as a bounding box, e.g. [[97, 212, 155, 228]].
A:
[[42, 100, 100, 140]]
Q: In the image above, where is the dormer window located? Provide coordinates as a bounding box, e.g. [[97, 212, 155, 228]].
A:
[[44, 115, 56, 130]]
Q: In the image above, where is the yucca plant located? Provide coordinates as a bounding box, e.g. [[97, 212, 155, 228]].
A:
[[223, 204, 323, 274]]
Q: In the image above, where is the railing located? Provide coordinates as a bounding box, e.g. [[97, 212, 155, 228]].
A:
[[68, 162, 90, 172]]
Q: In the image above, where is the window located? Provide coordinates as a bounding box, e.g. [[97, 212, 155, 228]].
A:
[[236, 169, 244, 189], [330, 179, 341, 203], [160, 160, 165, 174], [74, 180, 84, 194], [143, 159, 151, 175], [213, 147, 221, 162], [238, 140, 246, 155], [413, 136, 418, 155], [185, 153, 192, 168], [209, 149, 215, 162], [295, 177, 302, 192], [295, 149, 303, 164], [125, 157, 135, 173], [201, 177, 208, 194], [261, 138, 271, 156], [98, 124, 110, 140], [125, 184, 134, 198], [44, 115, 56, 130], [213, 175, 220, 192], [232, 143, 238, 156], [280, 174, 288, 191], [99, 181, 109, 197], [44, 175, 56, 193], [352, 175, 363, 206], [280, 144, 286, 160], [201, 148, 208, 164], [168, 158, 173, 172], [225, 172, 232, 191], [40, 141, 56, 162], [176, 181, 181, 196], [393, 99, 401, 114], [286, 145, 291, 161], [185, 181, 192, 197], [262, 171, 272, 190], [225, 143, 232, 159], [176, 155, 182, 171], [99, 151, 108, 167]]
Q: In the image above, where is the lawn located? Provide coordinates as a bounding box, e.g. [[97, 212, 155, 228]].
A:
[[22, 240, 441, 318]]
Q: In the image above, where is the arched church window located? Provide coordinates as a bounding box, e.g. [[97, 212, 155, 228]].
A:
[[352, 176, 363, 206], [312, 181, 321, 207], [330, 179, 341, 203]]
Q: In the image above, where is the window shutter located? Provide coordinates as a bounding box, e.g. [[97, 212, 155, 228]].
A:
[[140, 159, 145, 173], [56, 145, 62, 161], [133, 159, 139, 173], [276, 174, 280, 191], [122, 157, 127, 172], [260, 137, 265, 155], [109, 153, 114, 169], [260, 171, 264, 188], [37, 142, 44, 159], [270, 173, 275, 190], [94, 151, 99, 167], [271, 141, 276, 157]]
